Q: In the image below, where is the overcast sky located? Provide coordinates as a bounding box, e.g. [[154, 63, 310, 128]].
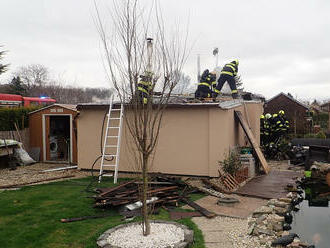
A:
[[1, 0, 330, 101]]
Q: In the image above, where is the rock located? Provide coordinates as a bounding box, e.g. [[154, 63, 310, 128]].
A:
[[253, 206, 273, 217], [248, 217, 257, 226], [247, 223, 256, 235], [272, 223, 283, 232], [274, 201, 290, 208], [278, 197, 292, 203], [268, 214, 285, 223], [256, 227, 274, 236], [267, 199, 277, 206], [274, 206, 287, 215], [256, 215, 267, 224], [287, 192, 294, 198]]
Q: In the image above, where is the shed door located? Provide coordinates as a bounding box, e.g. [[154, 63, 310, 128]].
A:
[[45, 116, 51, 160]]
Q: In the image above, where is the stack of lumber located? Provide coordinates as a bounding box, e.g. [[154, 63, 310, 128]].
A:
[[92, 175, 216, 219], [94, 180, 181, 209]]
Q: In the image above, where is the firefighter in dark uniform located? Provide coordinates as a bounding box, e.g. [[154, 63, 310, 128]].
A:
[[278, 110, 289, 134], [260, 115, 269, 146], [195, 69, 216, 99], [212, 59, 239, 99], [271, 113, 283, 143], [262, 113, 273, 157], [137, 72, 153, 104]]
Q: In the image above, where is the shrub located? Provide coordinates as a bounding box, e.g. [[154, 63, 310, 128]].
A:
[[220, 148, 242, 176], [303, 133, 316, 138], [0, 106, 40, 131], [315, 131, 326, 139]]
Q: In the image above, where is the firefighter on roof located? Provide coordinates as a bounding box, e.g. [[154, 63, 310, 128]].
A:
[[195, 69, 216, 99], [137, 72, 153, 104], [212, 59, 239, 99]]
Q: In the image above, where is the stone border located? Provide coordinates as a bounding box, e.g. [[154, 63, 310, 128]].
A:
[[97, 220, 194, 248]]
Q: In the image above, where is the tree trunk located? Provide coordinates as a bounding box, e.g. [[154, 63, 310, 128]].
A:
[[142, 154, 150, 236]]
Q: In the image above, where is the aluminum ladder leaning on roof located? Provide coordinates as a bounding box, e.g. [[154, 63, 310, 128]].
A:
[[98, 94, 124, 183]]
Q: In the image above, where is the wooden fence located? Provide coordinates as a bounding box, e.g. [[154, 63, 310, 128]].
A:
[[0, 128, 30, 151]]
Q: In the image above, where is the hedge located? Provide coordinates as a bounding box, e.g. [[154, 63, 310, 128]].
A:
[[0, 106, 40, 131], [313, 112, 329, 129]]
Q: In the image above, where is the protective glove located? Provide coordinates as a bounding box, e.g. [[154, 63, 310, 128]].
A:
[[212, 92, 218, 99]]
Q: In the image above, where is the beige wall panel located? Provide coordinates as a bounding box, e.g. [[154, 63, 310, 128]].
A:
[[77, 102, 263, 177]]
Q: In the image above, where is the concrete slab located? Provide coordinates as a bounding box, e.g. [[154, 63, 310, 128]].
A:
[[183, 195, 267, 218]]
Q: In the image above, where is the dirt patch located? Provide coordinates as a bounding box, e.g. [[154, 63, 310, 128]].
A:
[[183, 195, 267, 219], [0, 162, 90, 187]]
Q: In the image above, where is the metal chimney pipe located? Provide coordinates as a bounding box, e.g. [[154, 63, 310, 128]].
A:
[[146, 38, 153, 73]]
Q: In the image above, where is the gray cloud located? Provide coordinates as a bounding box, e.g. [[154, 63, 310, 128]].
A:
[[0, 0, 329, 101]]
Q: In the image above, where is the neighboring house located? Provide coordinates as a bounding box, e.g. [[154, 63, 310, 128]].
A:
[[321, 101, 330, 112], [264, 92, 309, 135], [309, 100, 323, 114], [76, 100, 263, 177]]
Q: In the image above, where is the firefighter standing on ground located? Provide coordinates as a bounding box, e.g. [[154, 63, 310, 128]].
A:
[[260, 114, 271, 146], [278, 110, 289, 135], [212, 59, 239, 99]]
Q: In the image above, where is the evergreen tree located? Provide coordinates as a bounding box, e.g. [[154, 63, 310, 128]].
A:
[[8, 76, 27, 95], [235, 75, 244, 90]]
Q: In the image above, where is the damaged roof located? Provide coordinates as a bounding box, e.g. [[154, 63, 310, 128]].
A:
[[77, 97, 262, 110]]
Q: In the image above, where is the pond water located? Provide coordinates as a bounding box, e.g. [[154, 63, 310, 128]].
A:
[[291, 184, 330, 248]]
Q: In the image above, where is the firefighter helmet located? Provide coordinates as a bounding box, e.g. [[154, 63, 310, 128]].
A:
[[233, 59, 239, 65], [260, 114, 265, 119], [265, 113, 272, 119], [279, 110, 285, 115]]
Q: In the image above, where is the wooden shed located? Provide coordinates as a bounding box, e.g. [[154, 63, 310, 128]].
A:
[[29, 104, 78, 164], [77, 100, 263, 177]]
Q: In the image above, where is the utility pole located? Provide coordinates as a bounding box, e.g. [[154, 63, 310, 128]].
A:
[[213, 47, 219, 68], [197, 54, 201, 82]]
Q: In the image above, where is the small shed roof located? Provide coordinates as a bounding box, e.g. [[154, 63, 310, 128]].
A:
[[29, 104, 78, 115]]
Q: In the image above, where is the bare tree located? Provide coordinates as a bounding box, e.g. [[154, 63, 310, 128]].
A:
[[14, 64, 49, 89], [171, 71, 191, 94], [95, 0, 189, 236]]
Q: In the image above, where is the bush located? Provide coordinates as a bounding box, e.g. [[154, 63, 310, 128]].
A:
[[313, 112, 329, 129], [0, 106, 40, 131], [220, 148, 242, 176], [303, 133, 316, 138], [315, 131, 326, 139]]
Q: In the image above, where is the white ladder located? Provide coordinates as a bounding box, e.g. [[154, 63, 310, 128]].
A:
[[98, 95, 124, 183]]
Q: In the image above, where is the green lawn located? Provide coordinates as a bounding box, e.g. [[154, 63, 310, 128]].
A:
[[0, 177, 205, 248]]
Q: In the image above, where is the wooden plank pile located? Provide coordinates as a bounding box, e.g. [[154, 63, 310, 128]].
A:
[[92, 175, 216, 219]]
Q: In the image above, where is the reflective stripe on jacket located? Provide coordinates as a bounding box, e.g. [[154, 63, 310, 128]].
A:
[[220, 62, 238, 77], [138, 80, 152, 95]]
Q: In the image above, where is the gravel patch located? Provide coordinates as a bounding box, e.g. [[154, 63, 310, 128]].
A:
[[0, 162, 89, 187], [192, 216, 268, 248], [107, 223, 184, 248]]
